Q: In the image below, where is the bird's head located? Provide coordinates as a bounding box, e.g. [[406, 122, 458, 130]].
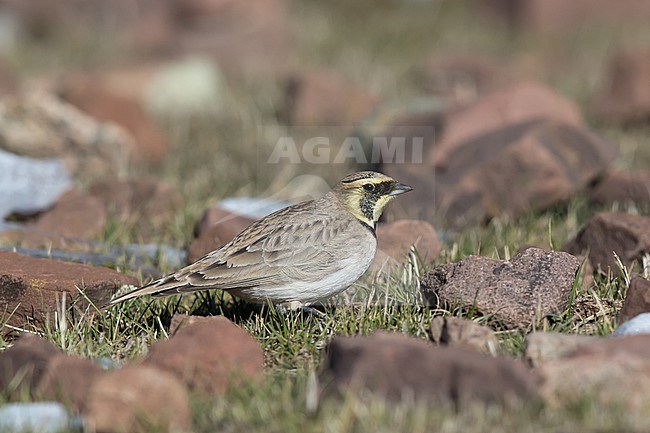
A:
[[330, 171, 413, 228]]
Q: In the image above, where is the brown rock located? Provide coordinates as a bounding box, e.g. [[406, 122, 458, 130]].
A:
[[421, 247, 580, 328], [287, 70, 379, 126], [367, 106, 443, 223], [429, 316, 499, 355], [37, 353, 103, 412], [484, 0, 650, 33], [0, 189, 108, 251], [589, 171, 650, 208], [29, 189, 107, 242], [524, 331, 596, 367], [2, 178, 181, 247], [376, 219, 441, 262], [432, 82, 584, 168], [126, 1, 177, 54], [187, 206, 256, 262], [0, 58, 18, 96], [0, 91, 133, 182], [168, 313, 220, 335], [379, 86, 617, 229], [563, 212, 650, 273], [89, 177, 183, 242], [144, 316, 264, 394], [592, 50, 650, 124], [322, 332, 539, 408], [440, 119, 615, 228], [59, 73, 169, 164], [422, 55, 502, 104], [174, 0, 291, 77], [0, 251, 137, 329], [619, 277, 650, 323], [85, 366, 191, 433], [1, 0, 166, 40], [0, 334, 60, 399], [538, 335, 650, 412], [569, 334, 650, 358]]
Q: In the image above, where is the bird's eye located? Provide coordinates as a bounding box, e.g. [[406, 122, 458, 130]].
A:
[[363, 183, 375, 192]]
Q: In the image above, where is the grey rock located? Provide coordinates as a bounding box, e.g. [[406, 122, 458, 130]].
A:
[[612, 312, 650, 337], [0, 149, 71, 219]]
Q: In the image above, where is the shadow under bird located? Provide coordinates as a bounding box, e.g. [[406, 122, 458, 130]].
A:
[[106, 171, 412, 310]]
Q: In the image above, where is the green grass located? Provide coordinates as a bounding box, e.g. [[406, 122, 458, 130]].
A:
[[2, 0, 650, 431]]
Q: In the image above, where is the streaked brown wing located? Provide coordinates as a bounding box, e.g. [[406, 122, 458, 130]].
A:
[[180, 211, 349, 291]]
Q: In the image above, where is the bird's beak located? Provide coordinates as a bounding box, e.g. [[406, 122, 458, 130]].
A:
[[389, 182, 413, 196]]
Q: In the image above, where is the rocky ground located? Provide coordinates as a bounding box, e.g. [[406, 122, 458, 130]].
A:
[[1, 0, 650, 432]]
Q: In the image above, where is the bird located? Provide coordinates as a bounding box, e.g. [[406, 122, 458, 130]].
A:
[[106, 171, 412, 310]]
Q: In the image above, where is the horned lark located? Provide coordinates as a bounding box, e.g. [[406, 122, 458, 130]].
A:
[[107, 171, 412, 309]]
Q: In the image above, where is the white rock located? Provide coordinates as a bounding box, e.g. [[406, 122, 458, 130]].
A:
[[612, 312, 650, 336]]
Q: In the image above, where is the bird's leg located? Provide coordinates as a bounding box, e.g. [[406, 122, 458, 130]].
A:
[[275, 301, 324, 317], [300, 305, 325, 317]]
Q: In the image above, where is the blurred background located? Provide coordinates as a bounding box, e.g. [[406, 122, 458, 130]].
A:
[[0, 0, 649, 259]]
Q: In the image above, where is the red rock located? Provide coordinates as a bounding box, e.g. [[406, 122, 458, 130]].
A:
[[187, 206, 256, 262], [0, 251, 137, 329], [432, 82, 584, 168], [592, 50, 650, 123], [421, 247, 580, 328], [429, 316, 499, 355], [59, 73, 169, 165], [589, 171, 650, 208], [322, 332, 539, 407], [286, 69, 379, 126], [563, 212, 650, 273], [143, 316, 264, 394], [0, 334, 60, 399], [37, 353, 103, 412], [84, 366, 191, 433], [619, 277, 650, 323]]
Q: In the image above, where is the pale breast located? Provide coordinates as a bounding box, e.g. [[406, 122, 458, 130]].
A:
[[232, 219, 377, 305]]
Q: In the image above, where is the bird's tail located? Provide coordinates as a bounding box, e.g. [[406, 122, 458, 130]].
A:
[[103, 275, 184, 307]]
